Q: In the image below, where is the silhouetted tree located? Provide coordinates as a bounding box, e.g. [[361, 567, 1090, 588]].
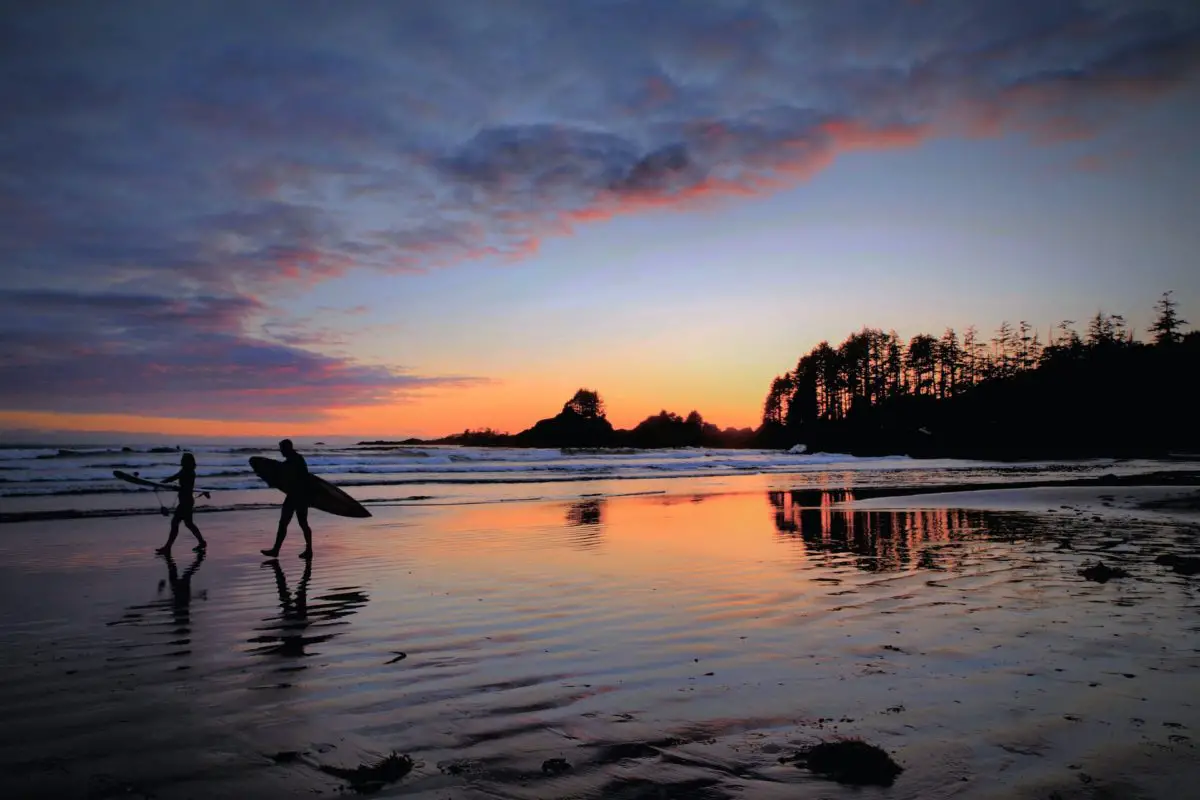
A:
[[907, 334, 937, 396], [937, 328, 960, 399], [763, 374, 791, 427], [885, 331, 905, 398], [563, 388, 606, 419], [1149, 290, 1188, 345], [961, 326, 981, 386], [1017, 320, 1040, 371], [991, 320, 1016, 379]]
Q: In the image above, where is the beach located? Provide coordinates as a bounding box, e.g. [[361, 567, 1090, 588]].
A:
[[2, 463, 1199, 799]]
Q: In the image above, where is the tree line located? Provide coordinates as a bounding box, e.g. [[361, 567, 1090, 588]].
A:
[[759, 292, 1197, 457], [363, 292, 1196, 457]]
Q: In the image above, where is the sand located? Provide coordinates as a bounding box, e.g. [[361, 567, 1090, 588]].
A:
[[1, 484, 1199, 798]]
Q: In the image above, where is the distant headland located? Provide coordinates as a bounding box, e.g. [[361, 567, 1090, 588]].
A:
[[363, 292, 1198, 460]]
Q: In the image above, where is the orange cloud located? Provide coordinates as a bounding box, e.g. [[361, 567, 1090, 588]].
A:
[[540, 120, 932, 238]]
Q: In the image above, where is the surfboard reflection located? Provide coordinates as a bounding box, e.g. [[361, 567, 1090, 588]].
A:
[[106, 551, 207, 660], [246, 560, 369, 665]]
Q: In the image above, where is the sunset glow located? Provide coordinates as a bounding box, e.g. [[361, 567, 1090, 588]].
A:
[[2, 2, 1198, 440]]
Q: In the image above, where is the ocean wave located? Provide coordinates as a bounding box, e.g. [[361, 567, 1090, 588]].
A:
[[0, 448, 927, 498]]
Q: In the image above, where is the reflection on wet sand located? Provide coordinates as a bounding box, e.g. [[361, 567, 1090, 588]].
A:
[[107, 551, 207, 659], [246, 559, 369, 665], [9, 487, 1200, 800], [565, 499, 604, 549], [768, 489, 989, 571]]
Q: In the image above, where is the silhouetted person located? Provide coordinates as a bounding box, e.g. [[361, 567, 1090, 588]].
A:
[[156, 452, 207, 553], [261, 439, 313, 559]]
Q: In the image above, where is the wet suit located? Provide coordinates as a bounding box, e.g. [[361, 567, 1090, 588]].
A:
[[159, 465, 206, 552], [265, 450, 313, 557]]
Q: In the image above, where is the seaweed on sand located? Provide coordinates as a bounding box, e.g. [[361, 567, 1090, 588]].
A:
[[1155, 554, 1200, 576], [785, 739, 904, 787], [318, 752, 413, 794], [1079, 562, 1130, 582]]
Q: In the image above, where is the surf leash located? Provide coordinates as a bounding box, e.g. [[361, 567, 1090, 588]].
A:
[[152, 485, 171, 517], [129, 471, 209, 516]]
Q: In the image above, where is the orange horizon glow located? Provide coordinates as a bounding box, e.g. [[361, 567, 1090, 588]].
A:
[[0, 381, 766, 441]]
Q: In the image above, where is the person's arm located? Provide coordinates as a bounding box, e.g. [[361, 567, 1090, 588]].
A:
[[162, 470, 181, 484]]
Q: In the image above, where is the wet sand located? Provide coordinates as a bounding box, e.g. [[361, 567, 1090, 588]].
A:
[[847, 484, 1200, 519], [1, 486, 1199, 798]]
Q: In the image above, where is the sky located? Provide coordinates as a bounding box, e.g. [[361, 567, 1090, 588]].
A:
[[2, 0, 1199, 441]]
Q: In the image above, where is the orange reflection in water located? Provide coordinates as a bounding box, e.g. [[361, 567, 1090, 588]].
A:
[[433, 492, 788, 563], [768, 489, 986, 571], [391, 489, 987, 592]]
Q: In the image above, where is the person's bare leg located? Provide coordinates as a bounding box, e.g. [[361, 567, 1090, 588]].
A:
[[262, 500, 295, 557], [185, 517, 206, 551], [157, 516, 181, 553], [297, 505, 312, 558]]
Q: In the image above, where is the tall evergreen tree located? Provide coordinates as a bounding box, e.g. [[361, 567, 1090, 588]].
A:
[[1149, 291, 1188, 345]]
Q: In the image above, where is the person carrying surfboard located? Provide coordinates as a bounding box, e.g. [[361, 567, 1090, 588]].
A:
[[261, 439, 314, 559], [156, 452, 207, 554]]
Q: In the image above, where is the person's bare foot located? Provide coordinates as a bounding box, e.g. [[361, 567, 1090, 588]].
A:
[[298, 550, 312, 559], [193, 543, 207, 552], [155, 546, 170, 554], [261, 549, 279, 558]]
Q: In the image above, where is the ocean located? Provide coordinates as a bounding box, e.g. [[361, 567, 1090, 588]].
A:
[[2, 443, 1194, 522]]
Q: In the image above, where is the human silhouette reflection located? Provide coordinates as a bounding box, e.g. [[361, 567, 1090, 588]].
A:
[[107, 551, 206, 659], [247, 558, 369, 664], [768, 490, 984, 571], [161, 550, 206, 633], [565, 499, 604, 549]]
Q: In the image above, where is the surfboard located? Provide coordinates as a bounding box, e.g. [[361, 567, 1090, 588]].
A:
[[113, 470, 213, 496], [248, 456, 372, 518]]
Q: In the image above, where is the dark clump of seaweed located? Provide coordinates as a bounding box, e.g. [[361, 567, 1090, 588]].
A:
[[784, 739, 903, 787], [1155, 554, 1200, 576], [542, 757, 572, 775], [1079, 561, 1130, 582], [318, 752, 413, 795]]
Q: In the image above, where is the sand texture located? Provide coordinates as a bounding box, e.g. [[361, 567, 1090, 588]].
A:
[[1, 485, 1198, 798]]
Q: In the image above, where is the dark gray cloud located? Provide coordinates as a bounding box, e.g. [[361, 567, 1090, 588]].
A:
[[0, 290, 484, 421], [1, 0, 1198, 416], [3, 0, 1197, 291]]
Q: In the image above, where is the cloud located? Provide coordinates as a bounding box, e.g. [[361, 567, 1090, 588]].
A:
[[0, 290, 486, 421], [2, 1, 1197, 295], [1, 1, 1198, 417]]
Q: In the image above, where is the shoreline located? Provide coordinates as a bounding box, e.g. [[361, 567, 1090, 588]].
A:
[[5, 464, 1198, 526]]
